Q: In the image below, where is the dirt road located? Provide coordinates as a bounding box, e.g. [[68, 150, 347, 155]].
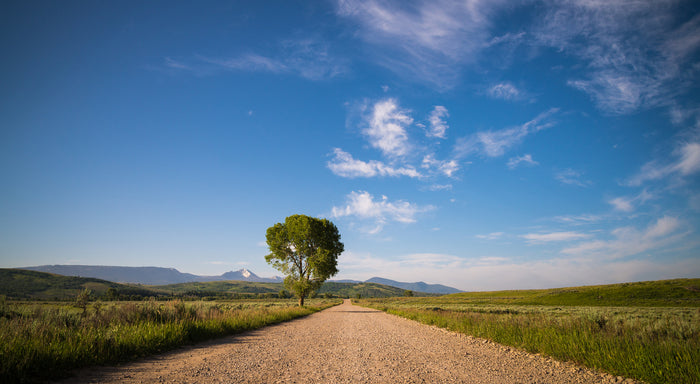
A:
[[59, 300, 636, 383]]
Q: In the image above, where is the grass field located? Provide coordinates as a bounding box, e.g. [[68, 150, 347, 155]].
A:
[[355, 278, 700, 384], [0, 297, 340, 383]]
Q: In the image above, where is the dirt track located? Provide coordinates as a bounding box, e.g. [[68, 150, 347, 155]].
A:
[[58, 300, 637, 383]]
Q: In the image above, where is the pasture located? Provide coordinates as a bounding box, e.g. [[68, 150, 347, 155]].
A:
[[0, 297, 340, 383], [355, 279, 700, 384]]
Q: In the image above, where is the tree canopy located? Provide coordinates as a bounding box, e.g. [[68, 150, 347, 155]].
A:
[[265, 214, 344, 306]]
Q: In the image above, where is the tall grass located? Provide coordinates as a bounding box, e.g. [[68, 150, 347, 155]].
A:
[[0, 298, 339, 383], [358, 300, 699, 384]]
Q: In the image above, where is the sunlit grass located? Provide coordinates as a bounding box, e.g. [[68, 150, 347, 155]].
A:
[[0, 298, 340, 383], [357, 298, 699, 384]]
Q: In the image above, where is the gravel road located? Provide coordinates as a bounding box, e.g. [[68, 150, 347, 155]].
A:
[[58, 299, 638, 383]]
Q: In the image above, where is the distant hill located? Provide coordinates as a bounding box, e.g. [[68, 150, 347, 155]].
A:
[[0, 268, 159, 300], [366, 277, 462, 294], [154, 280, 431, 298], [445, 278, 700, 307], [22, 265, 282, 285], [0, 269, 435, 300], [21, 265, 461, 294]]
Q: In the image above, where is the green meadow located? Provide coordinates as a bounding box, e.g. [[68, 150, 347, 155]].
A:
[[0, 297, 340, 383], [356, 279, 700, 384]]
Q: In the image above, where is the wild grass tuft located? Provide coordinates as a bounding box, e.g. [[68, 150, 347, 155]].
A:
[[0, 299, 339, 383], [357, 299, 699, 384]]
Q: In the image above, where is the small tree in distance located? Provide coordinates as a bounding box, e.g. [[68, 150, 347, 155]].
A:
[[265, 214, 344, 306]]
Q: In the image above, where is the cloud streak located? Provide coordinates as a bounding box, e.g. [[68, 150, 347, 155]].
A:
[[562, 216, 685, 260], [535, 2, 700, 114], [521, 231, 591, 243], [507, 154, 538, 169], [327, 148, 421, 178], [455, 108, 558, 158], [427, 106, 449, 139], [336, 0, 500, 89], [164, 38, 348, 81], [627, 142, 700, 186], [487, 82, 521, 101]]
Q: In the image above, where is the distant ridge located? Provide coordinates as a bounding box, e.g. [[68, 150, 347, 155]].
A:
[[365, 277, 463, 294], [22, 265, 283, 286], [20, 265, 462, 294]]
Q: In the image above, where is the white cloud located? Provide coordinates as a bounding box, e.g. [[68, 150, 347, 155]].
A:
[[208, 53, 288, 73], [336, 0, 501, 88], [427, 106, 449, 138], [427, 184, 452, 191], [608, 190, 653, 212], [535, 2, 700, 114], [507, 154, 538, 169], [327, 148, 422, 178], [164, 57, 191, 70], [521, 231, 590, 243], [336, 249, 700, 291], [555, 168, 592, 187], [627, 141, 700, 186], [421, 154, 459, 178], [364, 99, 413, 158], [331, 191, 434, 233], [674, 142, 700, 175], [608, 197, 634, 213], [552, 214, 605, 225], [487, 82, 520, 100], [455, 108, 558, 158], [475, 232, 504, 240], [164, 38, 347, 81], [562, 216, 685, 260]]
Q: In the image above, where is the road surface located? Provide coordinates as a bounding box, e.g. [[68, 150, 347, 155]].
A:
[[59, 299, 637, 383]]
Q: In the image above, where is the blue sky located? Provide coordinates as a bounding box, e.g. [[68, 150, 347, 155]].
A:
[[2, 0, 699, 290]]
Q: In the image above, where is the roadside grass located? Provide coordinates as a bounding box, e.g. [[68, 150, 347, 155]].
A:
[[0, 298, 340, 383], [357, 299, 699, 384]]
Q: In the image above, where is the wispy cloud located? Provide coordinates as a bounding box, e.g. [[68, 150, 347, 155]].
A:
[[455, 108, 558, 158], [475, 232, 504, 240], [555, 168, 592, 187], [427, 106, 449, 139], [331, 99, 460, 181], [421, 154, 459, 178], [336, 0, 500, 89], [331, 191, 434, 233], [427, 184, 453, 191], [327, 148, 421, 178], [562, 216, 685, 260], [507, 154, 538, 169], [552, 213, 606, 225], [535, 2, 700, 114], [487, 82, 521, 101], [627, 141, 700, 186], [521, 231, 591, 243], [608, 190, 654, 212], [164, 38, 348, 81], [336, 248, 700, 291]]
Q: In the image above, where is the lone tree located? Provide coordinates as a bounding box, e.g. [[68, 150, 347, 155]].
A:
[[265, 214, 344, 306]]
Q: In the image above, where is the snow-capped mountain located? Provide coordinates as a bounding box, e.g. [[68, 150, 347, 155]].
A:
[[22, 265, 283, 285]]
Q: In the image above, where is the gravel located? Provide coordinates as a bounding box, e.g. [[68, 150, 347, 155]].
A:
[[57, 299, 639, 383]]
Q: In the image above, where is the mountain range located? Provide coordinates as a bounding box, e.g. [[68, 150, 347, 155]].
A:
[[21, 265, 462, 294], [22, 265, 283, 285]]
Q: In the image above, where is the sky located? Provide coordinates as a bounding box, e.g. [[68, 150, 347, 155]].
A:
[[2, 0, 700, 291]]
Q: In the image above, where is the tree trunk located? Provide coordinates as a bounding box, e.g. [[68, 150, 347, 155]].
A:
[[298, 295, 305, 307]]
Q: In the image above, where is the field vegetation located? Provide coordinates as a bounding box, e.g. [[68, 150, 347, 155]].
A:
[[356, 278, 700, 384], [0, 296, 340, 383]]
